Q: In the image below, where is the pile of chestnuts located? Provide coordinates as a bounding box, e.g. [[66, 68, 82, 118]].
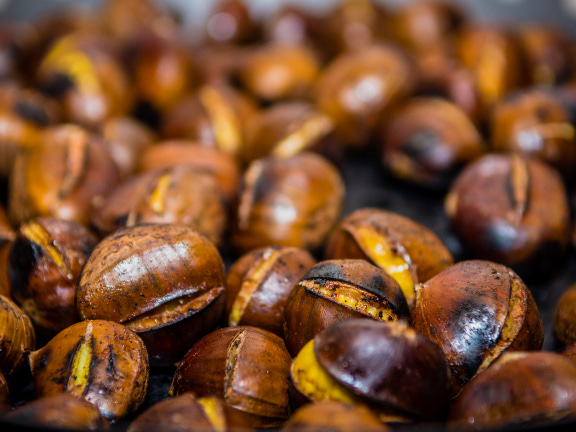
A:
[[2, 0, 576, 431]]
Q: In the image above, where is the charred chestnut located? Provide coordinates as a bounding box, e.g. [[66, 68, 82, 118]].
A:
[[445, 154, 570, 279], [8, 217, 97, 337], [225, 245, 316, 336], [411, 260, 544, 395], [232, 152, 344, 254], [284, 259, 409, 357], [76, 224, 225, 366], [0, 294, 35, 376], [325, 208, 454, 308], [29, 320, 149, 422], [171, 326, 292, 428]]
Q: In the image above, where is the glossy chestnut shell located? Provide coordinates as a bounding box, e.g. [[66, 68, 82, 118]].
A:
[[554, 282, 576, 346], [284, 259, 409, 357], [76, 224, 225, 366], [171, 326, 292, 428], [0, 293, 36, 376], [411, 260, 544, 395]]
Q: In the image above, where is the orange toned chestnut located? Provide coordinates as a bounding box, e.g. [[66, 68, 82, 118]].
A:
[[171, 326, 292, 428], [226, 245, 316, 336], [0, 294, 35, 376], [554, 283, 576, 346], [77, 224, 225, 366], [411, 260, 543, 395]]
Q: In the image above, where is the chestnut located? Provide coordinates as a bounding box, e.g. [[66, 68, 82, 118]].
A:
[[90, 166, 227, 246], [264, 6, 320, 46], [0, 369, 9, 411], [316, 44, 416, 148], [290, 319, 451, 422], [554, 282, 576, 346], [490, 90, 576, 181], [232, 152, 344, 254], [0, 205, 14, 299], [445, 154, 570, 280], [284, 259, 409, 357], [128, 393, 255, 432], [9, 124, 121, 227], [8, 217, 97, 337], [76, 224, 225, 366], [204, 0, 259, 46], [381, 97, 485, 189], [4, 393, 109, 431], [0, 294, 35, 376], [411, 260, 544, 395], [170, 326, 292, 428], [239, 43, 320, 102], [29, 320, 149, 422], [281, 401, 390, 432], [325, 208, 454, 308], [449, 352, 576, 430], [225, 245, 316, 336]]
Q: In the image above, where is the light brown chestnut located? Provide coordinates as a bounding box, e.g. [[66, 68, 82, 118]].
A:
[[0, 293, 35, 376]]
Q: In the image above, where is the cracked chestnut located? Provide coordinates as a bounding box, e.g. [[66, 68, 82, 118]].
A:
[[170, 326, 292, 428], [0, 294, 35, 376], [411, 260, 544, 395], [283, 259, 409, 357]]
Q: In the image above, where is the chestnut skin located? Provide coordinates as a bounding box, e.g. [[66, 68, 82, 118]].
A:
[[554, 282, 576, 346], [411, 260, 544, 395], [449, 352, 576, 430], [0, 294, 36, 376], [171, 326, 292, 428], [284, 259, 409, 357], [77, 224, 226, 367]]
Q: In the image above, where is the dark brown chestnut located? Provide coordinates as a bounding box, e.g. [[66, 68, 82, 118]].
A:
[[29, 320, 149, 422], [264, 6, 320, 47], [76, 224, 225, 366], [411, 260, 544, 395], [232, 152, 344, 254], [449, 352, 576, 430], [204, 0, 259, 46], [325, 208, 454, 309], [554, 282, 576, 346], [225, 245, 316, 336], [284, 259, 409, 357], [0, 294, 36, 376], [0, 369, 9, 411], [445, 154, 570, 279], [8, 217, 97, 337], [170, 326, 292, 428], [0, 205, 14, 299]]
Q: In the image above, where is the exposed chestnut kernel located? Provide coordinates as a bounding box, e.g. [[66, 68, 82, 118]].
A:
[[411, 260, 544, 395], [382, 97, 485, 189], [284, 259, 409, 357], [449, 352, 576, 430], [325, 208, 453, 309], [281, 401, 391, 432], [4, 393, 109, 431], [554, 282, 576, 346], [445, 154, 570, 280], [0, 293, 36, 376], [8, 217, 97, 337], [128, 393, 256, 432], [90, 166, 226, 245], [226, 245, 316, 336], [233, 152, 344, 254], [29, 320, 149, 422], [171, 326, 292, 428], [8, 124, 121, 227], [77, 224, 225, 366], [291, 319, 450, 422]]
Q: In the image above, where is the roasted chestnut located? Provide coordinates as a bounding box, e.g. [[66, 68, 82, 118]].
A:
[[225, 245, 316, 336], [290, 319, 450, 422], [29, 320, 149, 422], [128, 393, 255, 432], [381, 97, 485, 189], [204, 0, 259, 46], [8, 217, 97, 337], [449, 352, 576, 430], [9, 124, 121, 227], [90, 166, 226, 245], [232, 152, 344, 254], [4, 393, 109, 431], [554, 282, 576, 346], [316, 44, 416, 148], [171, 326, 292, 428], [490, 90, 576, 181], [282, 401, 390, 432], [264, 6, 319, 47], [76, 224, 225, 366], [445, 154, 570, 279], [284, 259, 409, 357], [411, 260, 544, 395], [325, 208, 454, 308], [0, 294, 35, 376]]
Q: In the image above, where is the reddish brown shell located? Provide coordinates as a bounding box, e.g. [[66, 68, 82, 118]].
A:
[[0, 294, 36, 376], [554, 282, 576, 345]]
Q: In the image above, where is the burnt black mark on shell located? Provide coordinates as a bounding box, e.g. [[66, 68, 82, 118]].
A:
[[8, 236, 42, 299], [40, 73, 74, 98], [15, 100, 50, 126]]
